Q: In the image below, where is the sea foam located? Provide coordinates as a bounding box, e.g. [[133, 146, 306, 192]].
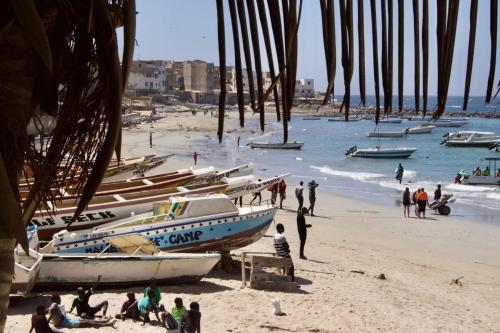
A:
[[311, 165, 384, 181]]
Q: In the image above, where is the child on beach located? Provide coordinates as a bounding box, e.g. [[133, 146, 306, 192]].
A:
[[48, 294, 115, 329], [161, 297, 187, 329], [139, 288, 163, 325], [69, 277, 108, 318], [273, 223, 295, 281], [180, 302, 201, 333], [30, 305, 56, 333], [116, 292, 140, 321]]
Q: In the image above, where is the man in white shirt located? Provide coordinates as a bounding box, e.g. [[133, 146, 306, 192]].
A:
[[295, 181, 304, 213], [273, 224, 294, 281]]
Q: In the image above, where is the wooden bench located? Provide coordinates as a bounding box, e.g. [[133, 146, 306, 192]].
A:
[[240, 252, 297, 291]]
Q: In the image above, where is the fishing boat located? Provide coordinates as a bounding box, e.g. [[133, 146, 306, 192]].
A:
[[441, 131, 500, 147], [428, 119, 468, 127], [20, 164, 249, 201], [366, 131, 406, 138], [327, 117, 361, 122], [460, 158, 500, 186], [30, 174, 287, 240], [345, 146, 417, 158], [49, 194, 278, 254], [249, 142, 304, 150], [405, 125, 435, 134], [16, 234, 221, 288], [378, 118, 403, 123]]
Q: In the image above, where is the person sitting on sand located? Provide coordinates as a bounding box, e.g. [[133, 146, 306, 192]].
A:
[[402, 187, 411, 218], [297, 207, 312, 259], [30, 305, 56, 333], [307, 180, 319, 216], [273, 223, 295, 281], [139, 288, 163, 325], [144, 278, 162, 309], [116, 292, 139, 321], [180, 302, 201, 333], [161, 297, 187, 329], [49, 294, 115, 329], [69, 277, 108, 318]]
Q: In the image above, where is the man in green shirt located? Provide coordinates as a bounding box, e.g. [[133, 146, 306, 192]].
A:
[[307, 180, 319, 216]]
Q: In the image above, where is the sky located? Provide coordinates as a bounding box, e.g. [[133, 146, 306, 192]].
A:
[[118, 0, 499, 97]]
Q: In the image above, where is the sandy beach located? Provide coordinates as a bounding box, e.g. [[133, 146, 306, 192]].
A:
[[7, 112, 500, 332]]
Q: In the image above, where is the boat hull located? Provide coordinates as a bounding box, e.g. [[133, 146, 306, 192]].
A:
[[54, 208, 277, 254], [249, 142, 303, 150], [444, 141, 499, 147], [28, 253, 220, 289], [462, 176, 500, 186], [405, 126, 434, 134], [351, 149, 416, 159], [366, 132, 405, 138]]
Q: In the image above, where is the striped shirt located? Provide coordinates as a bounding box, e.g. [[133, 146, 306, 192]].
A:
[[273, 233, 290, 257]]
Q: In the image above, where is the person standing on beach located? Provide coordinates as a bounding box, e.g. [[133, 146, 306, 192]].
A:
[[395, 163, 404, 184], [273, 223, 294, 281], [149, 131, 153, 148], [434, 184, 442, 201], [250, 180, 262, 205], [417, 188, 429, 219], [278, 180, 287, 209], [269, 183, 278, 205], [402, 187, 411, 218], [307, 180, 319, 216], [295, 181, 304, 213], [193, 151, 198, 165], [412, 188, 421, 217], [237, 136, 241, 148], [297, 207, 312, 259]]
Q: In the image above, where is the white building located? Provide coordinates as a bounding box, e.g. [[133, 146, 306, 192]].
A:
[[128, 61, 168, 94], [262, 75, 315, 99]]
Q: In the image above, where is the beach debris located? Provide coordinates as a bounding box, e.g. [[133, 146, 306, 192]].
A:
[[350, 270, 365, 275], [450, 276, 464, 287], [377, 273, 386, 280]]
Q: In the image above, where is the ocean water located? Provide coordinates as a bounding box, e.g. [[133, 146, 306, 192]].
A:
[[159, 113, 500, 225]]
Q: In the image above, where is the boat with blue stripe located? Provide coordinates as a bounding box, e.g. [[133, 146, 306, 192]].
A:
[[48, 194, 277, 254]]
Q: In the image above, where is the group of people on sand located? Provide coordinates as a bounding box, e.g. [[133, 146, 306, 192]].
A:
[[294, 180, 319, 216], [402, 184, 442, 219], [30, 278, 201, 333]]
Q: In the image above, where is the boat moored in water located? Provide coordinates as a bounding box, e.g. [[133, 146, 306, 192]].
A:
[[345, 146, 417, 158], [366, 131, 406, 138], [441, 131, 500, 147], [249, 142, 304, 150], [405, 125, 435, 134], [459, 158, 500, 186]]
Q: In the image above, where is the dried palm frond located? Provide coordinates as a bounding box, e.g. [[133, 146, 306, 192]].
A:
[[236, 0, 256, 112], [397, 0, 404, 113], [369, 0, 381, 123], [320, 0, 336, 105], [422, 0, 428, 115], [216, 0, 226, 142], [358, 0, 366, 105], [339, 0, 354, 121], [246, 0, 265, 131], [381, 0, 388, 114], [485, 0, 497, 103], [434, 0, 459, 119], [256, 0, 281, 121], [463, 0, 477, 110], [228, 0, 245, 127], [387, 0, 393, 114], [412, 0, 420, 114]]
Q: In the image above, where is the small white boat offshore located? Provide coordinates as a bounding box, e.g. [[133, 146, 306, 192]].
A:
[[441, 131, 500, 147], [30, 173, 287, 240], [249, 141, 304, 150], [366, 131, 406, 138], [16, 234, 220, 289], [49, 194, 278, 254], [405, 125, 435, 134], [345, 146, 417, 158], [429, 119, 468, 127], [378, 118, 403, 123], [460, 158, 500, 186], [327, 117, 361, 122]]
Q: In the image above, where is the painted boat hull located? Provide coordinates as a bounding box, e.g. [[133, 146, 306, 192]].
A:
[[54, 208, 277, 254], [462, 176, 500, 186], [249, 142, 304, 150]]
